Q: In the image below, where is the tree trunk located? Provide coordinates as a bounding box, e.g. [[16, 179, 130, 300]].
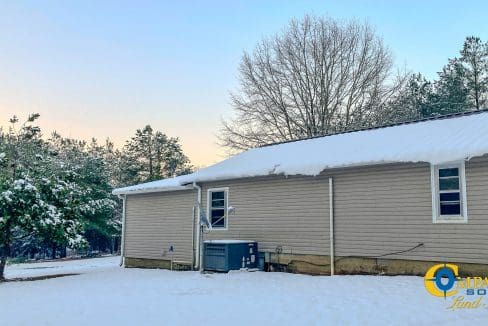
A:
[[51, 243, 57, 259], [0, 246, 9, 281], [1, 221, 12, 281], [0, 258, 6, 281]]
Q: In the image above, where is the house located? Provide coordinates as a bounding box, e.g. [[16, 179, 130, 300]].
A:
[[113, 110, 488, 275]]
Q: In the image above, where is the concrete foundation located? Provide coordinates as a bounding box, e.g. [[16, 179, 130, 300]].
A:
[[124, 257, 192, 271], [268, 253, 488, 277], [123, 254, 488, 277]]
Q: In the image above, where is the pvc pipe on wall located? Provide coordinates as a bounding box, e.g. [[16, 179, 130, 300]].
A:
[[329, 177, 335, 276], [192, 182, 202, 270], [118, 194, 127, 267], [191, 206, 196, 268]]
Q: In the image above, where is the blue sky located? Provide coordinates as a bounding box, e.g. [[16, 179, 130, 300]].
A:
[[0, 1, 486, 165]]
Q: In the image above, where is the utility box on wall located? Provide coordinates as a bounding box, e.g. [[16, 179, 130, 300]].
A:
[[203, 240, 258, 272]]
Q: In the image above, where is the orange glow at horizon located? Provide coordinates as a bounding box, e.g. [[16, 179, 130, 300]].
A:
[[0, 107, 229, 168]]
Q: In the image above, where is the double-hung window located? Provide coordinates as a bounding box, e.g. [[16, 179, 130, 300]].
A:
[[207, 188, 228, 229], [431, 162, 468, 223]]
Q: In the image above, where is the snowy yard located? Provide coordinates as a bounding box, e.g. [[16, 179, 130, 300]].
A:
[[1, 257, 487, 325]]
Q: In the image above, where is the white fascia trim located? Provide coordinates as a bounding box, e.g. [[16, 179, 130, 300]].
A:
[[112, 185, 194, 196]]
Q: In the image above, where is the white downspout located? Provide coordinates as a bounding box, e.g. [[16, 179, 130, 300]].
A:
[[329, 177, 335, 276], [191, 206, 196, 268], [118, 194, 127, 267], [192, 182, 202, 270]]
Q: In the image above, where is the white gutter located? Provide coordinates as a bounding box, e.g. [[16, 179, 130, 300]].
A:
[[112, 185, 193, 196], [192, 182, 202, 270], [329, 177, 335, 276], [118, 194, 127, 267]]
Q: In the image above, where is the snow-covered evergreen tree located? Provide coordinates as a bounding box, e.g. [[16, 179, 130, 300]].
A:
[[431, 59, 470, 114], [47, 134, 118, 256], [120, 125, 192, 184], [377, 73, 434, 124], [459, 36, 488, 110], [0, 115, 119, 280], [0, 115, 84, 280], [378, 37, 487, 126]]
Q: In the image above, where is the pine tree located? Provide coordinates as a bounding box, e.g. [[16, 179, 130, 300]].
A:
[[380, 73, 434, 124], [0, 115, 85, 280], [430, 59, 470, 114], [0, 115, 120, 279], [121, 125, 192, 184], [380, 37, 487, 125], [459, 36, 488, 110], [47, 134, 118, 256]]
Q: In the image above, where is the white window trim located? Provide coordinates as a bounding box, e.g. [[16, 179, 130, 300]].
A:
[[430, 162, 468, 224], [207, 187, 229, 230]]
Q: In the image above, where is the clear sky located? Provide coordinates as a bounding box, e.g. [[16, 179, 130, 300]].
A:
[[1, 1, 487, 166]]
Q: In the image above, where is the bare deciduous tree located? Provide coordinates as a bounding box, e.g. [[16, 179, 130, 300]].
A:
[[221, 15, 405, 151]]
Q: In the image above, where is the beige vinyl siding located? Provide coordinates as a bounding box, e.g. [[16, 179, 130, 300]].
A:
[[124, 190, 195, 263], [122, 155, 488, 266], [201, 175, 330, 256], [332, 157, 488, 264]]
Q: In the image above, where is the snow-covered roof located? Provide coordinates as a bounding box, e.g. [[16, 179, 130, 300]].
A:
[[113, 110, 488, 195]]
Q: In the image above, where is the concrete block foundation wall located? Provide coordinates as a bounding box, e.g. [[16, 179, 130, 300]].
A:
[[267, 253, 488, 277], [124, 254, 488, 277], [125, 257, 192, 271]]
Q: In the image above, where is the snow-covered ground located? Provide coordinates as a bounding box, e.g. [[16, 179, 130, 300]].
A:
[[1, 256, 487, 325], [4, 256, 118, 279]]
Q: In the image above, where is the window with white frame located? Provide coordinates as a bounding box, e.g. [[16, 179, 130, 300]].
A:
[[431, 162, 468, 223], [207, 188, 228, 229]]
